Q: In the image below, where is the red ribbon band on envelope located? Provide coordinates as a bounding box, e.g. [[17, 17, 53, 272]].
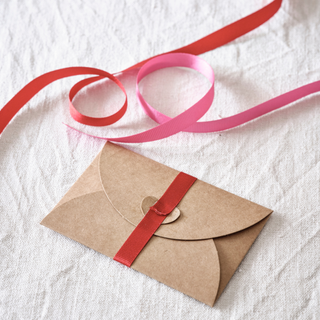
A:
[[1, 0, 284, 137], [113, 172, 197, 267]]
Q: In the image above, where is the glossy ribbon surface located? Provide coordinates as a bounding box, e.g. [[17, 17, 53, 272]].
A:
[[1, 0, 293, 142]]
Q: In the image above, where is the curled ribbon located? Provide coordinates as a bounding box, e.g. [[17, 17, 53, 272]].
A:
[[1, 0, 319, 144]]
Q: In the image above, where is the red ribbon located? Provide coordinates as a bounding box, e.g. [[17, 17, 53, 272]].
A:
[[0, 0, 283, 136], [113, 172, 197, 267]]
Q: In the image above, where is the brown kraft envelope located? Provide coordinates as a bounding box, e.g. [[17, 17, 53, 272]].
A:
[[41, 142, 272, 306]]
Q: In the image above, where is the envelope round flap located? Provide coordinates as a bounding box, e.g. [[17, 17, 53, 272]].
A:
[[41, 191, 221, 306], [99, 142, 272, 240]]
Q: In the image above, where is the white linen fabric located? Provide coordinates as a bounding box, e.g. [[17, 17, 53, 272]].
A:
[[1, 0, 319, 319]]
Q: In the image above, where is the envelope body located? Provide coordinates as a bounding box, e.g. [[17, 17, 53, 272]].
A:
[[41, 142, 272, 306]]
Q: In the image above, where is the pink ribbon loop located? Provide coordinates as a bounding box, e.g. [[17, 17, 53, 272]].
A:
[[136, 54, 320, 134]]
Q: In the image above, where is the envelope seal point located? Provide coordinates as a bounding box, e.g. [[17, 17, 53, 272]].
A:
[[149, 207, 168, 216], [141, 196, 180, 224]]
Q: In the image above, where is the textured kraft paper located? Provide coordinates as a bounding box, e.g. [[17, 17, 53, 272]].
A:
[[41, 142, 272, 306]]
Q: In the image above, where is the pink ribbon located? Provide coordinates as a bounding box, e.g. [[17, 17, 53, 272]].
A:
[[67, 52, 320, 143]]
